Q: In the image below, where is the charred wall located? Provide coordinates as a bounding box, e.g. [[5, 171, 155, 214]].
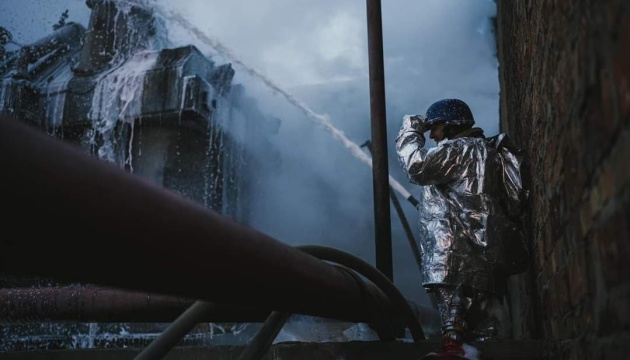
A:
[[497, 0, 630, 358]]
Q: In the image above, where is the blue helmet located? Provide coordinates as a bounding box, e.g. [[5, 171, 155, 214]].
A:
[[425, 99, 475, 129]]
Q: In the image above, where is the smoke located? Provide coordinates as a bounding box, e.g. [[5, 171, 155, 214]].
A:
[[152, 5, 413, 200], [0, 0, 500, 305]]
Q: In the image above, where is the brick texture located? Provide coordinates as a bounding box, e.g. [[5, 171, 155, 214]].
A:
[[496, 0, 630, 358]]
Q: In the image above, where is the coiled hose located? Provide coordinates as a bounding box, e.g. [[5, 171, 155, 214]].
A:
[[134, 245, 425, 360]]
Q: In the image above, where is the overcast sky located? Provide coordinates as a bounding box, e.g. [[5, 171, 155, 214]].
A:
[[1, 0, 499, 306]]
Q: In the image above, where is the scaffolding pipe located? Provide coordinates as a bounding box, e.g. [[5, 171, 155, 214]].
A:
[[133, 301, 228, 360], [366, 0, 393, 281], [0, 116, 400, 324], [235, 311, 291, 360]]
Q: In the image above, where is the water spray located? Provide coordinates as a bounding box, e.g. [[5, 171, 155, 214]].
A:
[[153, 5, 418, 207]]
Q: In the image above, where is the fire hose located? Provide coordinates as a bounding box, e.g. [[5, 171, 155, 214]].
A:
[[133, 245, 425, 360]]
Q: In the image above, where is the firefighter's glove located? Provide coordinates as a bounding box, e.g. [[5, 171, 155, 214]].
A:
[[404, 114, 428, 133]]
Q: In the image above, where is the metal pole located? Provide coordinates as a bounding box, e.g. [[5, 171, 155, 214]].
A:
[[236, 311, 291, 360], [0, 116, 385, 324], [366, 0, 393, 281], [134, 301, 230, 360]]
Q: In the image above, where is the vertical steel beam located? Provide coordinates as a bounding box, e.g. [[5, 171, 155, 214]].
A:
[[366, 0, 393, 281]]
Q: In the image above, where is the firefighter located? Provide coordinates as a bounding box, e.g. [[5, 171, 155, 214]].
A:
[[396, 99, 528, 357]]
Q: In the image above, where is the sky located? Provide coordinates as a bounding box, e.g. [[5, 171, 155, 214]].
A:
[[0, 0, 499, 306]]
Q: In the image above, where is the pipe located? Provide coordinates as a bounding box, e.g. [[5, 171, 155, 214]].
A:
[[132, 301, 243, 360], [0, 286, 270, 323], [366, 0, 393, 281], [0, 116, 389, 324], [131, 247, 409, 360], [297, 245, 425, 341]]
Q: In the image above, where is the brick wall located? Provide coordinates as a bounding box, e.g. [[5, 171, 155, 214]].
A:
[[496, 0, 630, 358]]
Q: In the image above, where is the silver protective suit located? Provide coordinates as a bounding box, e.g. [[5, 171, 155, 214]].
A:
[[396, 115, 526, 294]]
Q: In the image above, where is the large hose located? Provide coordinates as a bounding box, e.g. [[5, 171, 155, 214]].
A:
[[133, 245, 425, 360], [236, 246, 427, 360], [297, 245, 425, 341]]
